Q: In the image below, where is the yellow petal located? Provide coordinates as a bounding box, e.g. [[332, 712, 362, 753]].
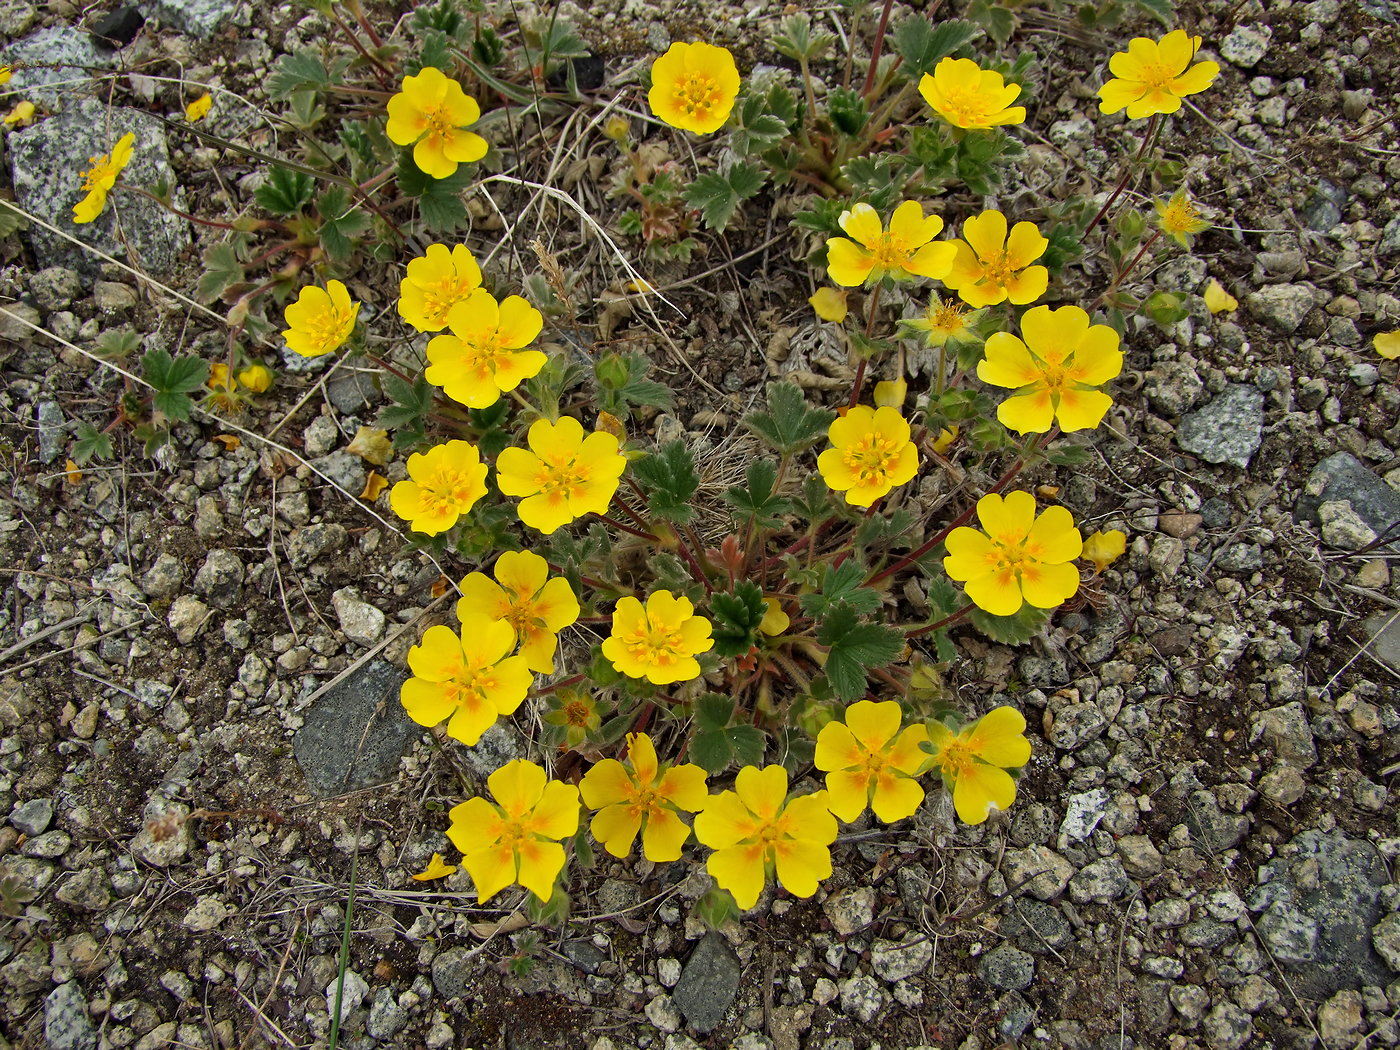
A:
[[1203, 278, 1239, 314], [410, 852, 458, 881], [360, 471, 388, 501], [1376, 330, 1400, 361], [809, 287, 849, 323], [347, 426, 393, 466], [952, 762, 1017, 824]]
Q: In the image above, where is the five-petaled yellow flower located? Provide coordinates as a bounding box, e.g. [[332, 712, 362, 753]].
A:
[[3, 100, 35, 127], [1081, 528, 1127, 573], [185, 93, 212, 122], [826, 201, 957, 288], [693, 765, 837, 910], [944, 209, 1049, 307], [919, 58, 1025, 130], [401, 617, 534, 746], [495, 416, 628, 535], [425, 290, 547, 409], [386, 66, 489, 179], [978, 305, 1123, 434], [1098, 30, 1220, 120], [602, 590, 714, 685], [901, 294, 983, 348], [815, 700, 931, 823], [1375, 330, 1400, 361], [925, 707, 1031, 825], [457, 550, 579, 674], [1154, 189, 1211, 247], [447, 760, 580, 903], [817, 405, 920, 508], [944, 491, 1083, 616], [399, 242, 483, 332], [389, 440, 489, 536], [648, 42, 741, 135], [580, 732, 709, 862], [73, 131, 135, 224], [282, 279, 360, 358]]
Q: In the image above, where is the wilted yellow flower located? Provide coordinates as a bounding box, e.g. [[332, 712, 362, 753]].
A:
[[826, 201, 956, 288], [389, 440, 489, 536], [601, 590, 714, 685], [944, 209, 1048, 307], [73, 131, 135, 224], [64, 458, 82, 485], [410, 853, 457, 881], [817, 405, 919, 508], [943, 491, 1083, 616], [398, 243, 483, 333], [925, 707, 1031, 825], [1098, 30, 1220, 119], [580, 733, 708, 862], [185, 93, 212, 121], [809, 287, 848, 323], [918, 58, 1025, 130], [1154, 189, 1210, 247], [236, 363, 273, 392], [3, 100, 35, 127], [648, 42, 741, 135], [360, 472, 389, 501], [386, 67, 488, 179], [902, 294, 981, 348], [930, 426, 958, 455], [815, 700, 930, 823], [758, 598, 790, 637], [1081, 529, 1127, 573], [872, 378, 907, 409], [346, 425, 393, 466], [1203, 278, 1238, 314], [282, 280, 359, 358], [1376, 330, 1400, 361]]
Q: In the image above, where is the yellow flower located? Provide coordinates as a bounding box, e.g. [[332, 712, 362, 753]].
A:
[[1376, 330, 1400, 361], [457, 550, 580, 674], [1154, 189, 1211, 247], [902, 294, 981, 348], [601, 590, 714, 685], [1203, 278, 1238, 314], [73, 131, 135, 224], [826, 201, 957, 288], [236, 363, 273, 392], [3, 100, 35, 127], [817, 405, 919, 508], [495, 416, 628, 535], [944, 209, 1048, 308], [425, 290, 547, 409], [758, 598, 789, 637], [398, 243, 483, 333], [872, 378, 907, 409], [389, 440, 489, 536], [207, 362, 236, 393], [401, 618, 533, 746], [580, 732, 709, 862], [410, 853, 458, 881], [925, 707, 1031, 825], [814, 700, 931, 823], [978, 305, 1123, 434], [648, 42, 741, 135], [0, 67, 11, 86], [944, 491, 1083, 616], [918, 57, 1025, 130], [693, 765, 838, 910], [447, 760, 580, 903], [282, 279, 359, 358], [386, 67, 488, 179], [809, 287, 849, 324], [1081, 528, 1127, 573], [1098, 30, 1220, 119], [185, 93, 212, 121]]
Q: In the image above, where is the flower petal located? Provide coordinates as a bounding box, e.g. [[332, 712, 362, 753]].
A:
[[966, 707, 1032, 768], [961, 210, 1008, 263], [952, 763, 1017, 824]]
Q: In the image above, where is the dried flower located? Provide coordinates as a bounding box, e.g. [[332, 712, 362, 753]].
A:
[[580, 733, 709, 861], [3, 100, 35, 127], [944, 209, 1048, 307], [1375, 330, 1400, 361], [1098, 30, 1220, 119], [943, 491, 1083, 616], [282, 280, 359, 358], [815, 700, 930, 823], [389, 440, 489, 536], [925, 707, 1031, 825], [386, 67, 488, 179], [809, 287, 849, 323], [648, 42, 741, 135], [410, 853, 457, 881], [1081, 529, 1127, 573], [817, 405, 919, 508], [602, 590, 714, 685], [826, 201, 956, 288], [919, 58, 1025, 129]]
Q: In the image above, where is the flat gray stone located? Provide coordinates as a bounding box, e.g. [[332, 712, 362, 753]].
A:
[[9, 100, 190, 277], [45, 981, 97, 1050], [1245, 283, 1315, 333], [148, 0, 239, 38], [1296, 452, 1400, 544], [5, 27, 116, 112], [671, 932, 741, 1033], [294, 660, 418, 796], [1175, 384, 1264, 468]]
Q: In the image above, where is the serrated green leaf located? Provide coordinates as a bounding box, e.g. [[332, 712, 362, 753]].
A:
[[1132, 0, 1174, 24], [891, 17, 981, 78], [964, 0, 1017, 44], [710, 580, 766, 658], [818, 602, 904, 701], [696, 693, 735, 732], [799, 560, 882, 618], [197, 242, 245, 304], [632, 441, 699, 524], [744, 382, 835, 456], [378, 373, 434, 439], [255, 167, 315, 216], [684, 162, 766, 232], [727, 725, 766, 767], [826, 86, 867, 136], [840, 155, 909, 214], [267, 50, 343, 100], [969, 604, 1051, 645], [791, 197, 848, 235], [689, 728, 734, 774], [724, 458, 791, 530], [729, 91, 793, 155], [71, 422, 113, 465], [142, 349, 208, 395], [317, 186, 371, 262]]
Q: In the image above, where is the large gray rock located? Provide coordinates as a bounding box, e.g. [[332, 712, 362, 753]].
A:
[[294, 660, 419, 796], [9, 100, 189, 276], [1175, 384, 1264, 469], [4, 27, 116, 112], [1248, 830, 1390, 998], [671, 932, 741, 1033], [1296, 452, 1400, 545], [148, 0, 239, 38]]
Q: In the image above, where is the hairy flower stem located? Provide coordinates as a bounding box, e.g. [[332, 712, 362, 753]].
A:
[[1081, 113, 1162, 243], [530, 673, 586, 698], [849, 284, 883, 408], [861, 0, 899, 98], [1091, 230, 1162, 312], [906, 602, 975, 638], [595, 512, 658, 542]]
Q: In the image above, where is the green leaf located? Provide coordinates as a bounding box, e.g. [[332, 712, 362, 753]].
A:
[[197, 242, 245, 304], [891, 17, 981, 79], [267, 50, 343, 100], [1143, 290, 1190, 328], [418, 169, 473, 233], [799, 560, 882, 618], [695, 693, 735, 732], [724, 458, 791, 530], [772, 13, 835, 61], [412, 0, 466, 38], [841, 155, 909, 214], [792, 474, 833, 522], [1131, 0, 1175, 24], [826, 86, 867, 136], [710, 580, 766, 658], [316, 186, 371, 263], [593, 351, 672, 420], [0, 202, 28, 238], [817, 602, 904, 701], [255, 167, 316, 216], [964, 0, 1017, 44], [378, 373, 435, 447], [744, 381, 835, 455], [473, 24, 506, 66], [729, 91, 794, 155], [689, 728, 736, 775], [791, 197, 847, 235], [969, 604, 1051, 645], [632, 441, 699, 524], [1046, 444, 1091, 466], [71, 422, 113, 465], [143, 348, 209, 395], [728, 725, 765, 767], [1040, 222, 1084, 274], [409, 31, 456, 75], [684, 162, 766, 232]]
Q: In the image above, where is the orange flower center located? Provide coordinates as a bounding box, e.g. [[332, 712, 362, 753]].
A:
[[934, 736, 976, 780], [928, 300, 968, 334], [504, 596, 543, 637], [420, 102, 462, 142], [420, 276, 474, 327], [842, 433, 902, 487], [81, 154, 121, 192], [1133, 59, 1178, 93], [975, 248, 1018, 289], [1161, 199, 1200, 234], [534, 456, 592, 500], [562, 699, 593, 727], [298, 306, 353, 354], [672, 73, 722, 120], [620, 619, 688, 669]]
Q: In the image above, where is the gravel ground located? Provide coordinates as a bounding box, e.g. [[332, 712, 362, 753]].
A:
[[2, 0, 1400, 1048]]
